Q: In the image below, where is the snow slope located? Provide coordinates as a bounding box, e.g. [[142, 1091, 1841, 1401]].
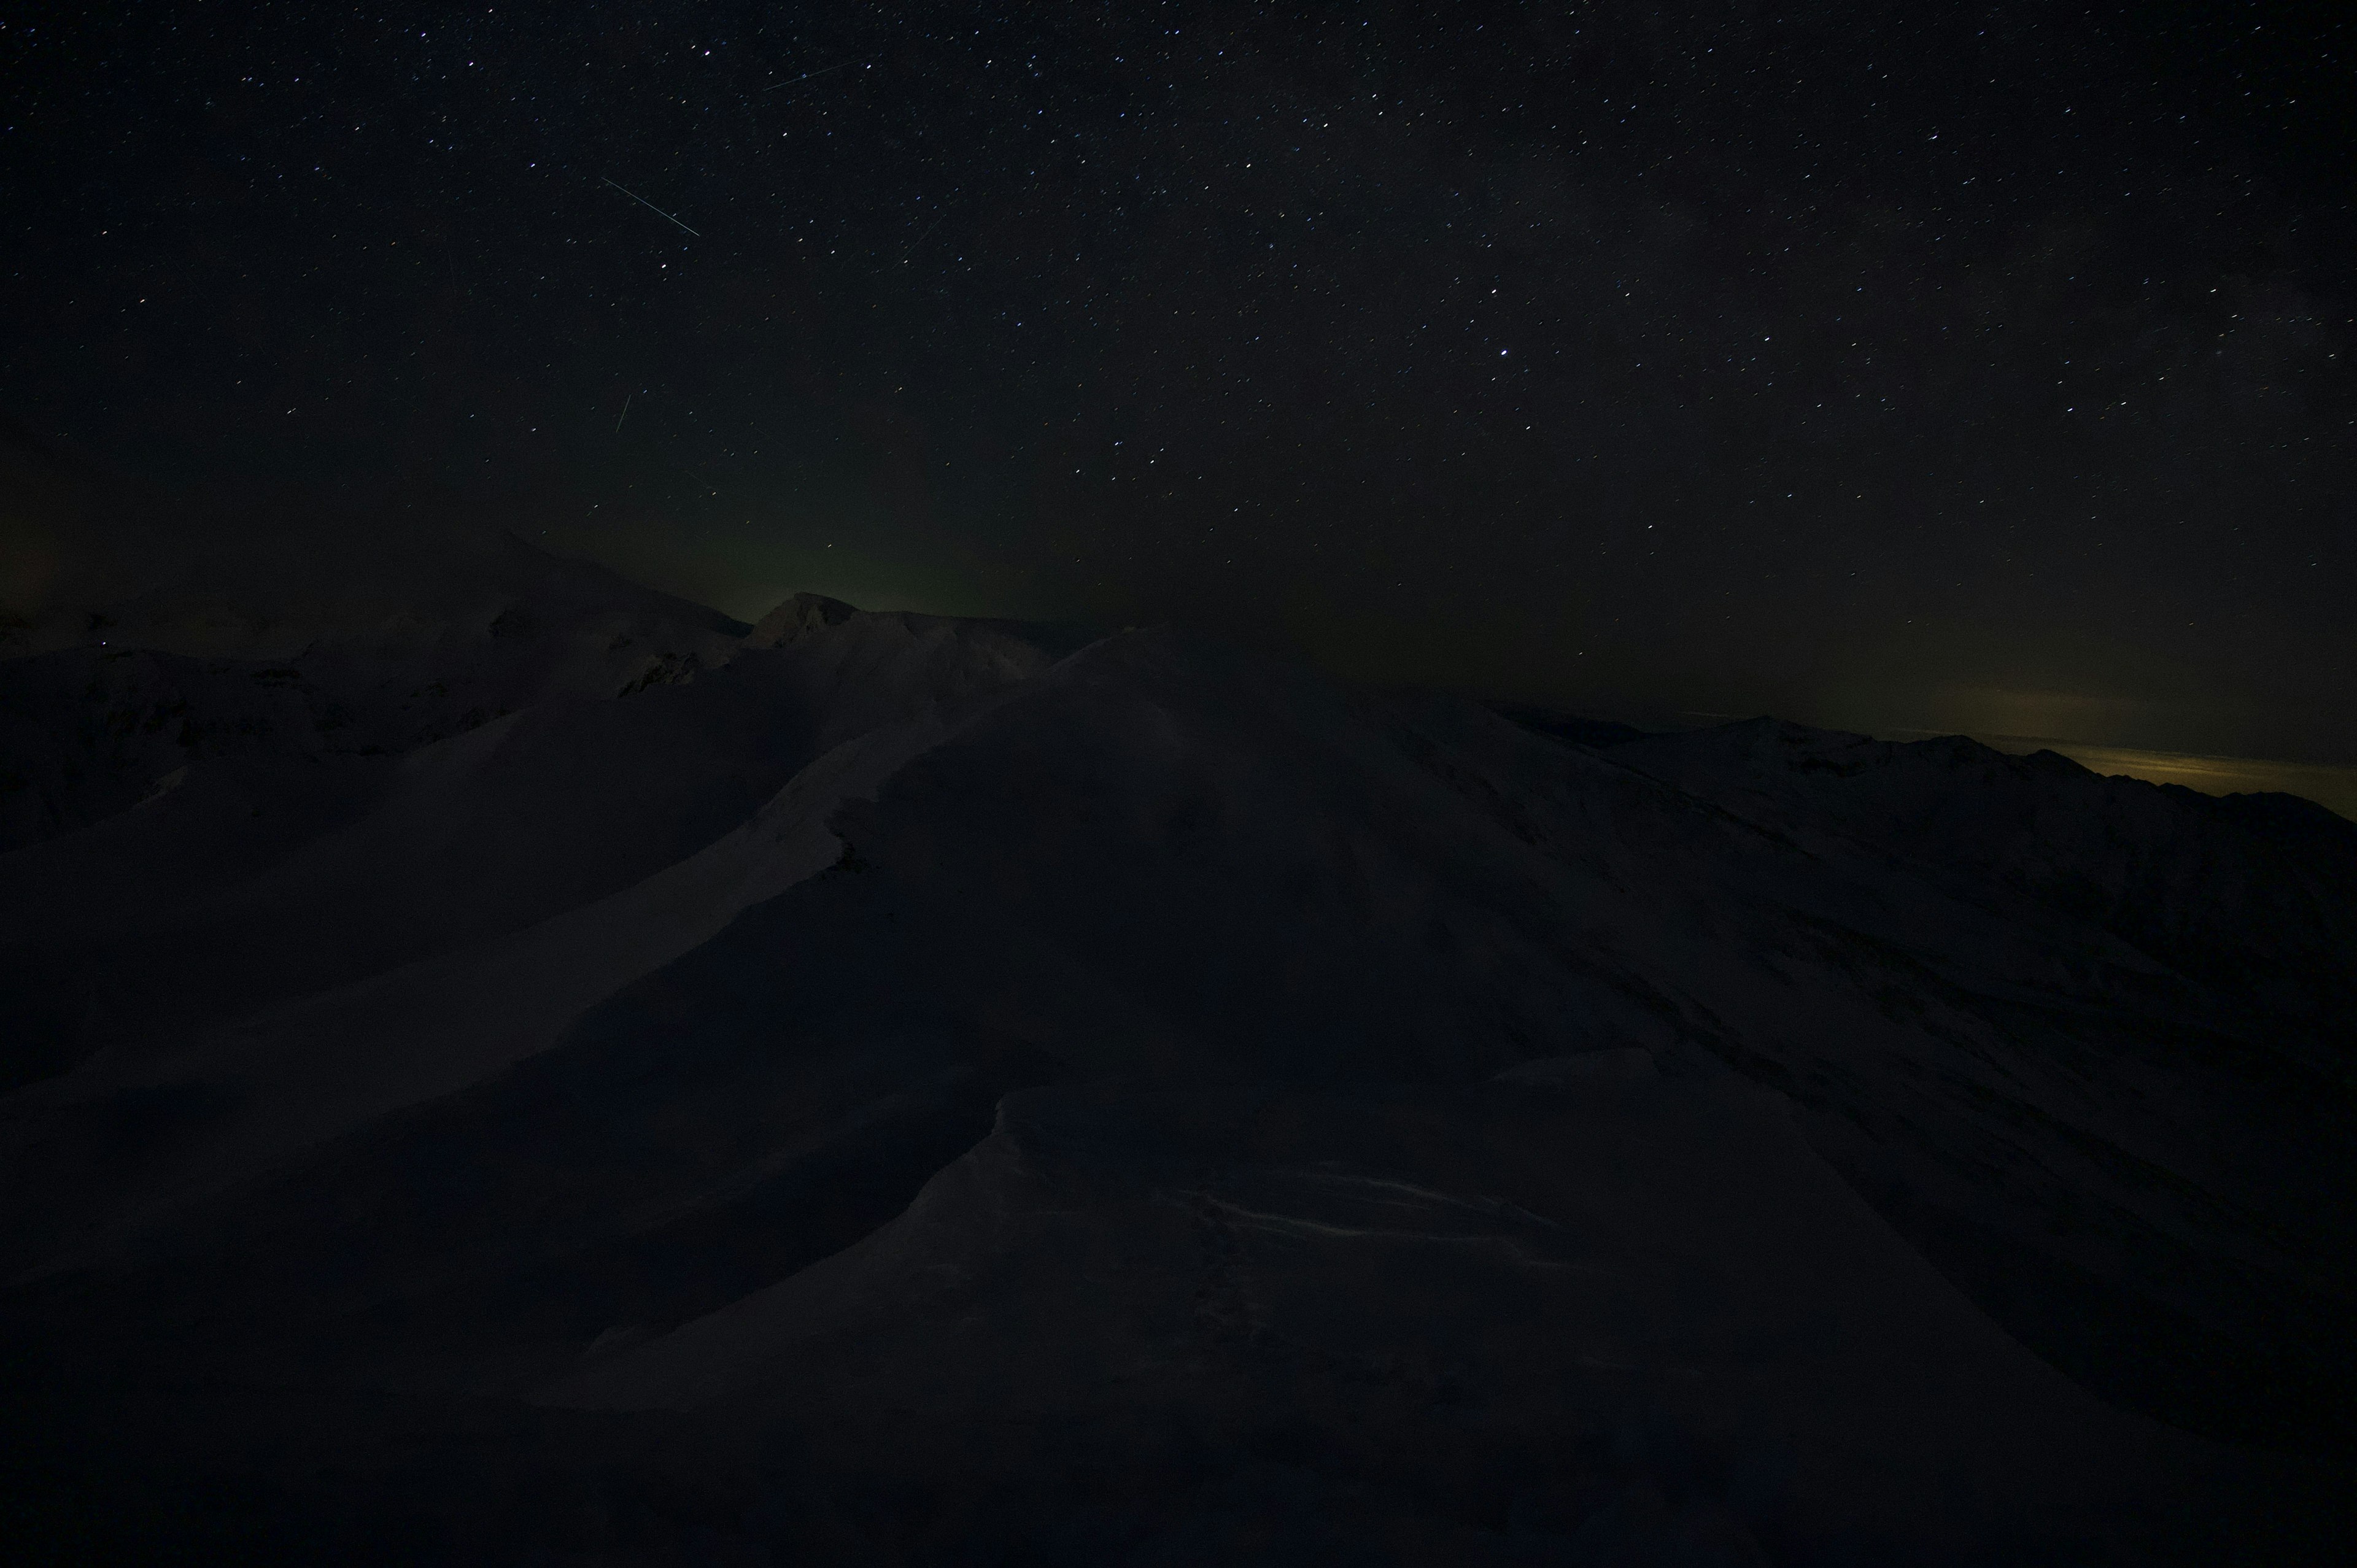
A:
[[2, 576, 2352, 1563]]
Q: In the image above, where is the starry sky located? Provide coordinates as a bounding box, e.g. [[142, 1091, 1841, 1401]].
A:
[[6, 1, 2353, 760]]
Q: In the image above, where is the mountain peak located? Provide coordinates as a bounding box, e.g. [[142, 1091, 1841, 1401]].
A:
[[744, 592, 861, 650]]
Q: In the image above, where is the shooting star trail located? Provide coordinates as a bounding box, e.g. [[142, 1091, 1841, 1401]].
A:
[[615, 392, 632, 434], [602, 178, 700, 238], [903, 211, 948, 263], [762, 55, 877, 93]]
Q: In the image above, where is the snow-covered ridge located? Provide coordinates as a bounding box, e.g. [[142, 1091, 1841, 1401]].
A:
[[2, 569, 2351, 1561]]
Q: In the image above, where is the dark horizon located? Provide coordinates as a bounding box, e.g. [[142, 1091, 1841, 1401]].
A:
[[10, 431, 2357, 824]]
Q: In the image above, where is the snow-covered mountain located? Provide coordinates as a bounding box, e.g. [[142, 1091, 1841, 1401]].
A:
[[1, 558, 2350, 1564]]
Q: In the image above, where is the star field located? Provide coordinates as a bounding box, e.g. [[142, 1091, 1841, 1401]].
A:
[[5, 1, 2352, 758]]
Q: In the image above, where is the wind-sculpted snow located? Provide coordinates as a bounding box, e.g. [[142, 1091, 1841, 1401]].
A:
[[1, 574, 2351, 1563], [544, 1079, 2313, 1561]]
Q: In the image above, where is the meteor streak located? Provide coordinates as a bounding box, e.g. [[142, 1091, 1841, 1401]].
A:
[[600, 177, 700, 238], [762, 55, 877, 93]]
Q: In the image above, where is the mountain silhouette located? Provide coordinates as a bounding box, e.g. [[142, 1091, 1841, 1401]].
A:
[[3, 556, 2351, 1564]]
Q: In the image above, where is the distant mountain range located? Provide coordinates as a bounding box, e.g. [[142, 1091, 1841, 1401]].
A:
[[3, 538, 2351, 1564]]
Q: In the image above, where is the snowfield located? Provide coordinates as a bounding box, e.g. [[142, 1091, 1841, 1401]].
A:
[[3, 541, 2352, 1563]]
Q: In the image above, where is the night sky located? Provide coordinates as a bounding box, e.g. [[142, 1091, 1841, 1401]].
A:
[[7, 1, 2353, 760]]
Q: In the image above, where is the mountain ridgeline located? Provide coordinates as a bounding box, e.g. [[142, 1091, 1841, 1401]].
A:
[[2, 542, 2351, 1564]]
